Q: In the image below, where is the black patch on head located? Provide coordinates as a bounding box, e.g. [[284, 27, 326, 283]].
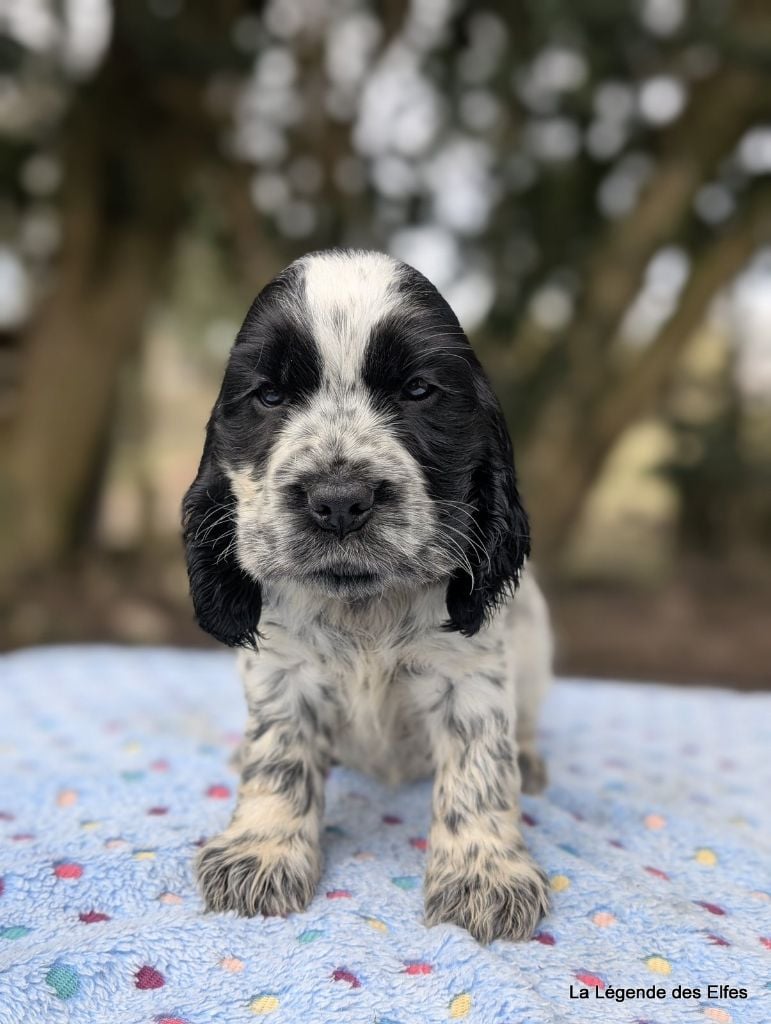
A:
[[181, 262, 322, 647], [363, 260, 530, 637], [219, 265, 322, 469]]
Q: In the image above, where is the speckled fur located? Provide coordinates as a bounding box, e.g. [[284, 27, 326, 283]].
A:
[[184, 250, 552, 943]]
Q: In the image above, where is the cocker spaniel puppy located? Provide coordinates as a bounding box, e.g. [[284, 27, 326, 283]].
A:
[[182, 249, 552, 943]]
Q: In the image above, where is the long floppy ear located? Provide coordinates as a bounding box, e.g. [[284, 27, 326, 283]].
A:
[[181, 422, 262, 648], [445, 388, 530, 637]]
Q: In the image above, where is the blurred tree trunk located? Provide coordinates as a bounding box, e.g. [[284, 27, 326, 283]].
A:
[[1, 4, 251, 581], [5, 87, 180, 576]]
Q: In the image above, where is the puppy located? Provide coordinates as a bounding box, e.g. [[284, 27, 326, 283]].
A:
[[182, 249, 552, 943]]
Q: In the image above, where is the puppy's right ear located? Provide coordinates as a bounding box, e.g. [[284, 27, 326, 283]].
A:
[[181, 423, 262, 648]]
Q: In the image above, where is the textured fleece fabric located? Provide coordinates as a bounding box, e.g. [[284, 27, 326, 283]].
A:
[[0, 646, 768, 1024]]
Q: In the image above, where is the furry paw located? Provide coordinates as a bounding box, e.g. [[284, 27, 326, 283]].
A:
[[424, 847, 549, 943], [196, 831, 321, 917], [518, 749, 548, 794]]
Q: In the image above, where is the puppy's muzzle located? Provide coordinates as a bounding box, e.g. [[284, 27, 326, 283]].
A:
[[305, 479, 377, 538]]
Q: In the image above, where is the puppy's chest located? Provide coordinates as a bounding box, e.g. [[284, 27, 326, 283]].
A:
[[329, 647, 433, 783], [256, 613, 434, 783]]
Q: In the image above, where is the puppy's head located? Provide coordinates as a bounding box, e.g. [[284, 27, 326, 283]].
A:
[[182, 250, 529, 646]]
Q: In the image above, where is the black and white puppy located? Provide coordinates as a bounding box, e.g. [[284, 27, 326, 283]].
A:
[[182, 249, 552, 943]]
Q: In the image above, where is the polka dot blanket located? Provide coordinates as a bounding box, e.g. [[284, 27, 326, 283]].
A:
[[0, 647, 769, 1024]]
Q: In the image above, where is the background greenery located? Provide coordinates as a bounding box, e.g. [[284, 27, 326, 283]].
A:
[[1, 0, 769, 686]]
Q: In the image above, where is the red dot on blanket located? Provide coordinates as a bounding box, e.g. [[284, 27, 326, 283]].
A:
[[760, 936, 771, 949], [382, 814, 402, 825], [706, 934, 730, 947], [605, 757, 626, 768], [206, 784, 231, 799], [409, 837, 427, 851], [0, 811, 15, 821], [522, 813, 537, 827], [156, 1018, 188, 1024], [592, 912, 616, 928], [644, 813, 666, 830], [0, 878, 4, 896], [54, 862, 83, 880], [136, 966, 165, 989], [695, 901, 725, 916], [403, 962, 433, 975], [147, 807, 168, 816], [326, 889, 352, 899], [644, 866, 669, 880], [331, 968, 360, 988], [575, 971, 605, 989], [533, 932, 556, 945], [150, 759, 170, 772], [79, 910, 110, 924]]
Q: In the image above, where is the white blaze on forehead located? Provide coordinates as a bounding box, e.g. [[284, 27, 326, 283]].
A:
[[299, 250, 403, 384]]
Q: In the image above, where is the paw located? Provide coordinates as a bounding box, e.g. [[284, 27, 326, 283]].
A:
[[518, 749, 548, 795], [196, 831, 321, 917], [424, 849, 549, 943]]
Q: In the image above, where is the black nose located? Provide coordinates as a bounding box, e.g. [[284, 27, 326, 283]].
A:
[[306, 480, 375, 537]]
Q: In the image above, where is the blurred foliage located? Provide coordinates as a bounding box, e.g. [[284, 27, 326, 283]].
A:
[[0, 0, 770, 663]]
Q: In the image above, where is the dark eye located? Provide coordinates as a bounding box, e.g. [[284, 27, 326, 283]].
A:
[[255, 383, 285, 408], [402, 377, 433, 401]]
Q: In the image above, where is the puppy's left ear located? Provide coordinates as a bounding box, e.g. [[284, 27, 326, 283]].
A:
[[445, 387, 530, 637], [181, 423, 262, 648]]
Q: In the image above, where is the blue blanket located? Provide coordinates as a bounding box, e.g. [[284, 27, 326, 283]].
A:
[[0, 647, 768, 1024]]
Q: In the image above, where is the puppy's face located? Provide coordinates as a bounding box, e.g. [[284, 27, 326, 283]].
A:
[[183, 251, 529, 646], [223, 254, 482, 598]]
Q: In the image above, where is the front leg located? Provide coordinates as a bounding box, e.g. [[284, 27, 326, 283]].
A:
[[197, 657, 334, 917], [420, 673, 549, 943]]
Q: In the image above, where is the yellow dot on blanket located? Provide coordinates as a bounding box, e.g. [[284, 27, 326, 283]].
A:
[[250, 995, 279, 1014], [550, 874, 570, 892], [644, 813, 666, 830], [646, 956, 671, 975], [365, 917, 388, 933], [704, 1009, 731, 1023], [449, 993, 472, 1019], [81, 820, 100, 831], [220, 957, 244, 972], [695, 848, 717, 866], [134, 850, 155, 861], [57, 789, 78, 807], [123, 741, 142, 754], [592, 911, 616, 927]]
